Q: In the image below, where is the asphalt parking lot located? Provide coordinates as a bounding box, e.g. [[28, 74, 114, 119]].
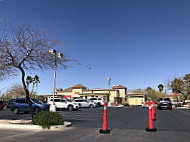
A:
[[0, 107, 190, 142]]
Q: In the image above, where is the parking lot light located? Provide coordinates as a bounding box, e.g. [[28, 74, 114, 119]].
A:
[[49, 49, 63, 112], [107, 77, 111, 106]]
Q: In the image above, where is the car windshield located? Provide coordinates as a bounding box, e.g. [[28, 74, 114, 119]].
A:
[[66, 99, 72, 102], [90, 98, 96, 100], [163, 98, 171, 101], [32, 99, 43, 104]]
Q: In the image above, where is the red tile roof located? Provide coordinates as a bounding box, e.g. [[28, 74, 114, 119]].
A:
[[63, 87, 73, 92], [63, 84, 87, 92], [72, 84, 87, 89], [112, 85, 126, 89]]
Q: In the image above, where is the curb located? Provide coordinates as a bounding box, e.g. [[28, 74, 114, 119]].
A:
[[176, 107, 190, 109], [0, 120, 72, 130]]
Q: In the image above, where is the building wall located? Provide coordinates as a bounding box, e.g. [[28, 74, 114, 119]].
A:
[[57, 88, 126, 104], [80, 90, 118, 103], [58, 92, 73, 96], [118, 89, 126, 98], [127, 94, 146, 105]]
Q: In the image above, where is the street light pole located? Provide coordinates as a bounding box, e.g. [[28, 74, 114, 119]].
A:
[[107, 77, 111, 106], [53, 52, 57, 105], [49, 49, 63, 112]]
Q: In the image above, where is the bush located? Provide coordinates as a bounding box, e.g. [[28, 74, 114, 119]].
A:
[[175, 104, 182, 107], [123, 103, 130, 107], [32, 111, 64, 129]]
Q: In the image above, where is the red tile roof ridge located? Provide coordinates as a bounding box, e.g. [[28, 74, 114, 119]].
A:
[[112, 85, 126, 89]]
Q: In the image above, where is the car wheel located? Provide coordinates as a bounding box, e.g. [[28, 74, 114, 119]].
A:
[[68, 105, 73, 111], [89, 104, 93, 108], [78, 103, 81, 107], [13, 107, 19, 114], [97, 103, 101, 107], [34, 107, 40, 114]]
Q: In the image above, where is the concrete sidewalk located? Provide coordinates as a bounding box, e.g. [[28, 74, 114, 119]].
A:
[[0, 119, 72, 130]]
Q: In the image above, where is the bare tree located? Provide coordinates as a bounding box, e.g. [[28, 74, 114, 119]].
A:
[[0, 20, 71, 118], [6, 84, 26, 98]]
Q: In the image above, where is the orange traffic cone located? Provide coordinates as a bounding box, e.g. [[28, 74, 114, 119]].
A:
[[146, 101, 157, 132], [152, 102, 156, 121], [100, 101, 110, 134]]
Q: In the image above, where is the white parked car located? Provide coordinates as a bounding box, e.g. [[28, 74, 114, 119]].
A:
[[89, 98, 105, 106], [47, 98, 79, 111], [172, 100, 183, 105], [73, 99, 97, 108]]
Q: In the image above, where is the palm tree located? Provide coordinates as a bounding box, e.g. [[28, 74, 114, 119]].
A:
[[26, 75, 40, 97], [26, 76, 33, 89], [31, 75, 40, 96], [158, 84, 164, 92]]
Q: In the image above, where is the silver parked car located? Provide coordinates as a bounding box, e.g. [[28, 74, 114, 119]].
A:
[[47, 98, 79, 111], [73, 99, 97, 108], [89, 97, 105, 106]]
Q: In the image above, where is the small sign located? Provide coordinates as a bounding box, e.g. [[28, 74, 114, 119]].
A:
[[175, 93, 179, 97], [74, 91, 80, 94]]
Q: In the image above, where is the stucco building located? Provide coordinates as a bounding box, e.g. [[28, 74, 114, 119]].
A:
[[127, 93, 146, 105], [56, 84, 127, 105]]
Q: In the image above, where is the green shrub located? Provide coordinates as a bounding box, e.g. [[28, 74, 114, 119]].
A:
[[32, 111, 64, 129], [123, 103, 130, 107], [175, 104, 182, 107]]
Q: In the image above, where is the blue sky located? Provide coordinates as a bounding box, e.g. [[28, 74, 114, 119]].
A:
[[0, 0, 190, 94]]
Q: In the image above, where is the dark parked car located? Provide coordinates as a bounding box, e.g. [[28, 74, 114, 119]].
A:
[[0, 101, 5, 110], [157, 98, 172, 110], [10, 98, 50, 114]]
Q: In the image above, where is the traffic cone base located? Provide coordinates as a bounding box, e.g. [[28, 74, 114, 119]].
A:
[[146, 128, 157, 132], [99, 129, 110, 134]]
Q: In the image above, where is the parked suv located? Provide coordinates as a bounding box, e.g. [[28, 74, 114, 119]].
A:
[[157, 98, 172, 110], [47, 98, 79, 111], [89, 98, 105, 106], [73, 99, 97, 108], [10, 98, 50, 114]]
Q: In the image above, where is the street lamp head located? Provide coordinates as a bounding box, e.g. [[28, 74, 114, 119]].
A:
[[57, 52, 63, 58], [107, 77, 111, 80], [49, 49, 56, 54]]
